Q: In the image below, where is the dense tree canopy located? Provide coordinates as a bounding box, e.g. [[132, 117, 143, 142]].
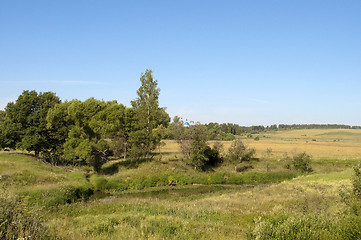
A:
[[0, 70, 170, 171], [46, 98, 135, 171], [0, 90, 60, 158]]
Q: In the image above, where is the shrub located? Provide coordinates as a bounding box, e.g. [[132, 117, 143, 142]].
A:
[[226, 139, 256, 166], [293, 152, 313, 173], [189, 143, 222, 171]]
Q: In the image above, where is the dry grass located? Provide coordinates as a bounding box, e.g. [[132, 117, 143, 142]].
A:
[[243, 129, 361, 159], [160, 129, 361, 160]]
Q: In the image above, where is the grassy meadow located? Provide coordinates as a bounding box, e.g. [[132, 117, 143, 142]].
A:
[[2, 129, 361, 239]]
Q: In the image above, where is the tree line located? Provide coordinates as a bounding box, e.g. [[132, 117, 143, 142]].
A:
[[1, 69, 359, 172], [0, 70, 169, 171], [163, 122, 361, 141]]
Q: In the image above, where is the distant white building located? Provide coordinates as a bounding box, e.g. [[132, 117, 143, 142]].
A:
[[180, 119, 190, 127]]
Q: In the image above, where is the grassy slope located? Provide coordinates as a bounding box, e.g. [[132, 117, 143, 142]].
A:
[[1, 129, 361, 239]]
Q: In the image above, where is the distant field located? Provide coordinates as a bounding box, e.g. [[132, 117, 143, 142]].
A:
[[161, 129, 361, 159], [243, 129, 361, 159]]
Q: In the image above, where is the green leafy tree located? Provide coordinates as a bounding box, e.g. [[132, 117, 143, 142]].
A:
[[175, 124, 194, 158], [45, 101, 73, 164], [189, 125, 209, 169], [0, 90, 60, 158], [89, 101, 135, 159], [65, 99, 108, 171], [130, 69, 170, 158], [292, 152, 313, 173], [177, 125, 221, 170], [50, 98, 109, 169], [47, 98, 135, 170], [226, 138, 256, 170]]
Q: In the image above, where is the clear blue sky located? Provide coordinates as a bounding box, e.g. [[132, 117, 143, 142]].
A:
[[1, 1, 361, 126]]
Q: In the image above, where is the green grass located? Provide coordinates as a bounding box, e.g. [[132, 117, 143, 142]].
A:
[[2, 129, 361, 239]]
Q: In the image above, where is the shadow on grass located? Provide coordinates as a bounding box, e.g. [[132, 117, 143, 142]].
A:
[[101, 158, 153, 175]]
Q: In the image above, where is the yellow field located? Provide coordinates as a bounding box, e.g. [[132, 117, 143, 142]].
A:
[[162, 129, 361, 160], [244, 129, 361, 159]]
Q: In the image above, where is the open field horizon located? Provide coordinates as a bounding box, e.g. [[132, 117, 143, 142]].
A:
[[162, 129, 361, 159]]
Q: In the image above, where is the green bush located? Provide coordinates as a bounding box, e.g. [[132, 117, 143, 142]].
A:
[[226, 139, 256, 165], [293, 152, 313, 173]]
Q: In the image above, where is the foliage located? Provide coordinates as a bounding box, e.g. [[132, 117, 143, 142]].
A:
[[292, 152, 313, 173], [0, 90, 60, 158], [47, 99, 135, 171], [183, 125, 222, 170], [130, 69, 170, 158], [226, 139, 256, 166], [174, 124, 194, 158]]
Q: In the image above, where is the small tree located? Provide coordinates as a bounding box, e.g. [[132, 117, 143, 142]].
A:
[[226, 138, 256, 171], [177, 125, 222, 170], [227, 139, 255, 162], [175, 124, 196, 159], [292, 152, 313, 173], [130, 69, 170, 158]]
